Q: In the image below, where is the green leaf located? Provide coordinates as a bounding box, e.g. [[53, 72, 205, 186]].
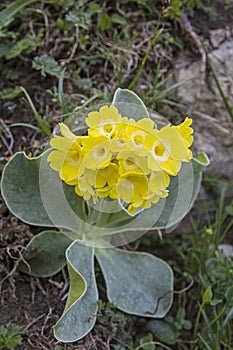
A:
[[210, 299, 222, 306], [20, 86, 51, 136], [1, 151, 85, 233], [112, 88, 149, 120], [93, 154, 209, 247], [32, 55, 67, 79], [39, 151, 86, 234], [95, 248, 173, 318], [0, 323, 24, 350], [0, 43, 10, 58], [0, 0, 37, 30], [225, 205, 233, 216], [150, 154, 209, 229], [111, 14, 127, 25], [139, 333, 155, 350], [97, 11, 111, 30], [0, 86, 22, 100], [6, 33, 37, 59], [54, 241, 98, 342], [88, 3, 102, 14], [19, 230, 72, 277], [138, 154, 208, 230], [202, 286, 213, 305], [66, 9, 91, 30], [1, 152, 53, 226], [196, 151, 210, 167], [147, 319, 179, 345]]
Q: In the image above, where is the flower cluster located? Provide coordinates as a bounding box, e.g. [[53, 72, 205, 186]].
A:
[[48, 105, 193, 214]]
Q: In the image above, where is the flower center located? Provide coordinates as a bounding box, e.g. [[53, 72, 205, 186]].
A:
[[126, 158, 134, 166], [115, 138, 127, 148], [131, 130, 146, 148], [135, 135, 144, 143], [103, 124, 113, 133], [97, 147, 105, 156], [68, 148, 81, 165], [93, 146, 107, 160], [151, 140, 170, 162], [99, 120, 115, 136], [154, 143, 166, 157], [123, 157, 137, 171], [122, 179, 133, 190]]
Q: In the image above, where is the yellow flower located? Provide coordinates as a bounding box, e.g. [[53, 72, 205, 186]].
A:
[[120, 118, 155, 152], [109, 125, 128, 152], [116, 172, 149, 212], [47, 123, 83, 185], [149, 170, 170, 194], [86, 105, 122, 138], [143, 171, 169, 208], [144, 122, 193, 176], [110, 118, 154, 154], [127, 171, 169, 212], [48, 105, 194, 215], [173, 117, 193, 159], [75, 169, 98, 203], [80, 135, 112, 171], [96, 163, 119, 199], [75, 163, 119, 202], [95, 163, 119, 187], [117, 151, 149, 175]]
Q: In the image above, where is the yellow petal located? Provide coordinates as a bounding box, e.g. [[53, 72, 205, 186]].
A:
[[59, 122, 77, 140], [50, 136, 74, 151]]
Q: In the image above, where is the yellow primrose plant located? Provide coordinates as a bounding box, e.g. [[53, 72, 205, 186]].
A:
[[1, 89, 209, 342]]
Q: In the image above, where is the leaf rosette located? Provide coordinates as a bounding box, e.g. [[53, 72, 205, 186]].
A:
[[0, 88, 209, 342]]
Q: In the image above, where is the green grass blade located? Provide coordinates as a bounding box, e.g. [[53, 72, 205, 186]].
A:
[[149, 78, 192, 104], [202, 41, 233, 121], [199, 334, 214, 350], [0, 0, 38, 29], [20, 87, 51, 136], [1, 123, 42, 133], [128, 24, 163, 90], [58, 71, 69, 115]]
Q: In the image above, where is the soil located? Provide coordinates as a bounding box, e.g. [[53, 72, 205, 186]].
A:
[[190, 1, 233, 38], [0, 1, 233, 349]]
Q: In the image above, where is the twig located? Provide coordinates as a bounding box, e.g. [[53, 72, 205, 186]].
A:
[[36, 8, 50, 48], [25, 313, 46, 330], [41, 307, 53, 336], [60, 27, 79, 66], [0, 119, 14, 155], [59, 268, 69, 298], [146, 275, 194, 315]]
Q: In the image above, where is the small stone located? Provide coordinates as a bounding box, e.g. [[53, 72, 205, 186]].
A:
[[210, 29, 226, 48], [218, 244, 233, 256]]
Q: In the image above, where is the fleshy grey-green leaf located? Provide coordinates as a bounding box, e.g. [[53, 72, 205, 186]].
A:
[[112, 88, 149, 120], [1, 151, 85, 233], [1, 152, 53, 226], [96, 248, 173, 318], [54, 241, 98, 342], [19, 230, 72, 277], [152, 152, 210, 229], [39, 150, 85, 233], [88, 154, 209, 247], [117, 155, 207, 230]]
